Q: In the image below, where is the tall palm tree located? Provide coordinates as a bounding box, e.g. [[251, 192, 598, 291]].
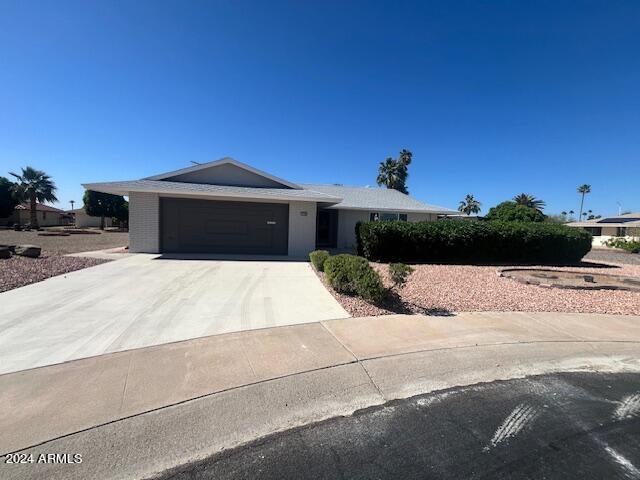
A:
[[376, 157, 400, 190], [569, 210, 575, 220], [513, 193, 546, 212], [458, 194, 482, 215], [577, 184, 591, 220], [9, 167, 58, 228]]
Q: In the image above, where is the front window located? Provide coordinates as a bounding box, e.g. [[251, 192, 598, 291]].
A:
[[369, 212, 408, 222]]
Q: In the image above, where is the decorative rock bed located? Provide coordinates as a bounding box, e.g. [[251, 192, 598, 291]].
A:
[[500, 268, 640, 292]]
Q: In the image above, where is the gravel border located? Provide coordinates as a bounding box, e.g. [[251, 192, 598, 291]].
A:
[[0, 251, 108, 292]]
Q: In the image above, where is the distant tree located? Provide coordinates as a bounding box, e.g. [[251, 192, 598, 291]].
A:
[[513, 193, 546, 212], [0, 176, 19, 218], [545, 214, 568, 224], [577, 184, 591, 219], [83, 190, 127, 229], [9, 167, 58, 228], [484, 201, 546, 223], [568, 210, 575, 221], [458, 194, 482, 215], [376, 149, 412, 194]]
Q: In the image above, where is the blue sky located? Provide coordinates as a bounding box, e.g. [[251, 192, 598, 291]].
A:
[[1, 0, 638, 216]]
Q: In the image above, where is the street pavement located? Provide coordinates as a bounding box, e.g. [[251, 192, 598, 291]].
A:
[[155, 372, 640, 480]]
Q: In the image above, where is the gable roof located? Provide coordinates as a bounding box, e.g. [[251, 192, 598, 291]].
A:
[[301, 184, 457, 213], [16, 202, 63, 213], [144, 157, 302, 190]]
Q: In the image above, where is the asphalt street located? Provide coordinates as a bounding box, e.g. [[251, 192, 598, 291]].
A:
[[154, 372, 640, 480]]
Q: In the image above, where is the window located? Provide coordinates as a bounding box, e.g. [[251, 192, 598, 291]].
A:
[[369, 212, 409, 222], [617, 227, 627, 237]]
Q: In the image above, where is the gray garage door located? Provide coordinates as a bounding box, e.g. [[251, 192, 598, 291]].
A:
[[161, 198, 289, 254]]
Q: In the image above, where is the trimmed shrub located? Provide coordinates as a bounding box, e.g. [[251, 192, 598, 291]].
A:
[[309, 250, 330, 271], [389, 263, 414, 289], [484, 201, 546, 223], [324, 254, 385, 302], [357, 221, 592, 264]]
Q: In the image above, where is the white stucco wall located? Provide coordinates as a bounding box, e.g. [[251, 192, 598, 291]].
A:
[[129, 192, 160, 253], [336, 210, 369, 249], [75, 210, 113, 228], [288, 201, 317, 257]]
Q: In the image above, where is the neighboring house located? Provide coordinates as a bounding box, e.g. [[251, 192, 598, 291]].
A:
[[67, 208, 113, 228], [84, 158, 456, 256], [567, 212, 640, 246], [0, 202, 64, 227]]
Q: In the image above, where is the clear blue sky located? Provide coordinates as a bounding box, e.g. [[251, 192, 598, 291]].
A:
[[1, 0, 638, 216]]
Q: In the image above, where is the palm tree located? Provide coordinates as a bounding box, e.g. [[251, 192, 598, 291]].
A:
[[513, 193, 546, 211], [376, 157, 400, 190], [458, 194, 482, 215], [577, 184, 591, 220], [569, 210, 575, 221], [376, 149, 413, 194], [9, 167, 58, 228]]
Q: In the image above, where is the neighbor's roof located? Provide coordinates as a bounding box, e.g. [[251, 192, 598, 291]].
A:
[[15, 202, 63, 213], [301, 184, 457, 213], [82, 180, 342, 204]]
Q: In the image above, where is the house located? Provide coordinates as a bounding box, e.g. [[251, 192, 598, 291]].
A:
[[567, 212, 640, 246], [83, 158, 456, 256], [67, 208, 114, 228], [1, 202, 64, 227]]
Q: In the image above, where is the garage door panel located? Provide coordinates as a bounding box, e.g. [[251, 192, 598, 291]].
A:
[[161, 198, 288, 254]]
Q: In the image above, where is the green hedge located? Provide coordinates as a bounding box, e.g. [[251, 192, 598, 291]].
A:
[[324, 254, 385, 302], [357, 221, 592, 264], [309, 250, 330, 271]]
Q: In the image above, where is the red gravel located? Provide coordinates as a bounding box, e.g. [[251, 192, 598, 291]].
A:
[[317, 261, 640, 317], [0, 251, 107, 292]]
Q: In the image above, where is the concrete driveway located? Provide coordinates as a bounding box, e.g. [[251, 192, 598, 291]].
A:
[[0, 254, 349, 374]]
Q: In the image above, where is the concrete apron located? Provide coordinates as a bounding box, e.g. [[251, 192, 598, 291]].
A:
[[1, 312, 640, 480]]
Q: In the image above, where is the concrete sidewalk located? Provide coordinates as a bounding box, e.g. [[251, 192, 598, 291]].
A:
[[1, 312, 640, 480]]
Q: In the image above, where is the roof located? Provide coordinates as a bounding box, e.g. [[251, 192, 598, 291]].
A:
[[82, 180, 342, 203], [144, 157, 302, 190], [15, 202, 63, 213], [301, 184, 457, 213], [567, 212, 640, 228]]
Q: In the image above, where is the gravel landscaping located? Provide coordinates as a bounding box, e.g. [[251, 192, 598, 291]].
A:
[[0, 229, 128, 292], [317, 260, 640, 317], [0, 254, 107, 292]]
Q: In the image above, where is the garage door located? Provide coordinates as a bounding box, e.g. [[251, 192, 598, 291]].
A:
[[161, 198, 289, 254]]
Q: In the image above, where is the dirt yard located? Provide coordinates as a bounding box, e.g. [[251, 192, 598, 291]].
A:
[[0, 229, 128, 254], [0, 229, 128, 292]]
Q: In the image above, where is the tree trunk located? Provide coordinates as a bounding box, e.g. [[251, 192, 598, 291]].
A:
[[30, 194, 38, 229], [579, 194, 585, 220]]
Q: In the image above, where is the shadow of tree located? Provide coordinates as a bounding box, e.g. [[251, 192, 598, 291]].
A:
[[374, 289, 454, 316]]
